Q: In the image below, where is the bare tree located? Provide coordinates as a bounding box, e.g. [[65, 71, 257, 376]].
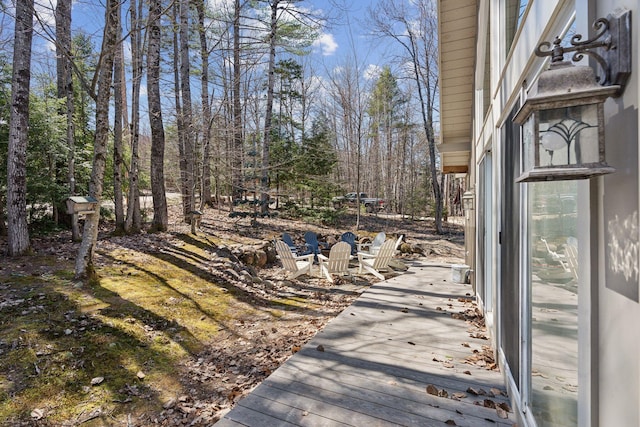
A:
[[112, 1, 126, 233], [125, 0, 143, 233], [231, 0, 243, 205], [179, 0, 195, 219], [196, 0, 212, 207], [325, 56, 369, 229], [6, 0, 34, 256], [148, 0, 168, 232], [367, 0, 443, 233], [55, 0, 80, 240], [75, 0, 119, 277]]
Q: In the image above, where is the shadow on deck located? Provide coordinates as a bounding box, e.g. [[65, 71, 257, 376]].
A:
[[215, 262, 515, 427]]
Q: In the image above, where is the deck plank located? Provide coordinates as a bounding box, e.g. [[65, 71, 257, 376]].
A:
[[215, 262, 515, 426]]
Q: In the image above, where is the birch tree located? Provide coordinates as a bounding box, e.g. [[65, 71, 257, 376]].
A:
[[6, 0, 34, 256]]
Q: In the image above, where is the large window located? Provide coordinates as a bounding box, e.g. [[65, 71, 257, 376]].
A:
[[528, 180, 579, 426]]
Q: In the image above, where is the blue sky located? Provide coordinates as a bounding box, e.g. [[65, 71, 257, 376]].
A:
[[20, 0, 391, 82]]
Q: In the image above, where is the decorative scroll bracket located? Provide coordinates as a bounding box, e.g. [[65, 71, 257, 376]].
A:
[[535, 10, 631, 96]]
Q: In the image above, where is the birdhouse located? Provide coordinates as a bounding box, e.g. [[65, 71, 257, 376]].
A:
[[65, 196, 98, 215]]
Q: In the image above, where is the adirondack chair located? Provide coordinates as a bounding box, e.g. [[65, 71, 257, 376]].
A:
[[357, 231, 386, 255], [304, 231, 329, 260], [388, 235, 408, 271], [275, 240, 314, 279], [358, 239, 397, 280], [318, 242, 353, 283], [281, 233, 299, 254], [340, 231, 358, 255]]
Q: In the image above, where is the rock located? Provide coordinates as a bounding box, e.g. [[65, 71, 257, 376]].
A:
[[254, 250, 268, 267]]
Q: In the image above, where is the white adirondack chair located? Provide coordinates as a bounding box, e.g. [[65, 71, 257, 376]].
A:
[[358, 239, 397, 280], [357, 231, 386, 255], [275, 240, 314, 279], [318, 242, 352, 283]]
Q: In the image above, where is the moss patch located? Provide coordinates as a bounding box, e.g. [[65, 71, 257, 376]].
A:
[[0, 234, 260, 425]]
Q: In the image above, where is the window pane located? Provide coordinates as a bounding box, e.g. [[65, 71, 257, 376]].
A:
[[505, 0, 528, 53], [529, 180, 578, 426]]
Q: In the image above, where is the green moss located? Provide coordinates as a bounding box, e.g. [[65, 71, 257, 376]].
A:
[[0, 233, 283, 424]]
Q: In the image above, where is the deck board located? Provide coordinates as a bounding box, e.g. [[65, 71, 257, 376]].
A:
[[215, 262, 515, 426]]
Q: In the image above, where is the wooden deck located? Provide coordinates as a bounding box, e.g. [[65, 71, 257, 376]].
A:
[[215, 262, 516, 427]]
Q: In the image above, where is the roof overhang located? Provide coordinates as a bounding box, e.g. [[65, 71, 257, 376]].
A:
[[437, 0, 478, 174]]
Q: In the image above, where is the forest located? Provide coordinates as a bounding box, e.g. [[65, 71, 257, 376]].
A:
[[0, 0, 461, 274]]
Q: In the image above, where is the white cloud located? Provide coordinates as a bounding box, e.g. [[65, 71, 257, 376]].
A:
[[313, 33, 338, 56], [363, 64, 382, 80]]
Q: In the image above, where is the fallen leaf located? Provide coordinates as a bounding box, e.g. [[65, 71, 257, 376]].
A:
[[483, 399, 496, 408], [489, 388, 501, 397], [463, 370, 472, 375], [426, 384, 439, 396], [316, 345, 325, 352], [496, 407, 509, 419], [466, 387, 481, 395], [91, 376, 104, 386], [291, 345, 301, 353], [452, 392, 467, 399], [407, 341, 416, 346], [498, 402, 511, 412], [30, 409, 44, 420], [445, 420, 457, 425], [136, 371, 145, 379]]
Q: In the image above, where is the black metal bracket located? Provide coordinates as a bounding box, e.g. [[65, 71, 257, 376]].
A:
[[535, 10, 631, 93]]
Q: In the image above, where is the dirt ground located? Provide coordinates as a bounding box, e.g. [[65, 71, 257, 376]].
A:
[[0, 205, 464, 426]]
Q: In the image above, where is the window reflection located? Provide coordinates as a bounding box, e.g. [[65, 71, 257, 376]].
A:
[[529, 180, 578, 426], [505, 0, 528, 52]]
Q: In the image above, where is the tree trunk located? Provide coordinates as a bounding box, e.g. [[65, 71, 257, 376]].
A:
[[55, 0, 80, 241], [75, 0, 118, 278], [113, 3, 125, 234], [148, 0, 168, 232], [179, 0, 195, 219], [261, 0, 280, 214], [125, 0, 142, 233], [196, 0, 212, 208], [232, 0, 244, 205], [171, 2, 187, 219], [7, 0, 34, 256]]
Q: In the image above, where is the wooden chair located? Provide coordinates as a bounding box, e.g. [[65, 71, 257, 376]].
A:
[[281, 232, 300, 254], [388, 235, 408, 271], [275, 240, 314, 279], [358, 239, 397, 280], [318, 242, 352, 283], [304, 231, 328, 260], [357, 231, 386, 255], [340, 231, 357, 255]]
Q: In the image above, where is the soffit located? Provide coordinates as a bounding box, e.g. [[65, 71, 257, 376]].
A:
[[437, 0, 478, 173]]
